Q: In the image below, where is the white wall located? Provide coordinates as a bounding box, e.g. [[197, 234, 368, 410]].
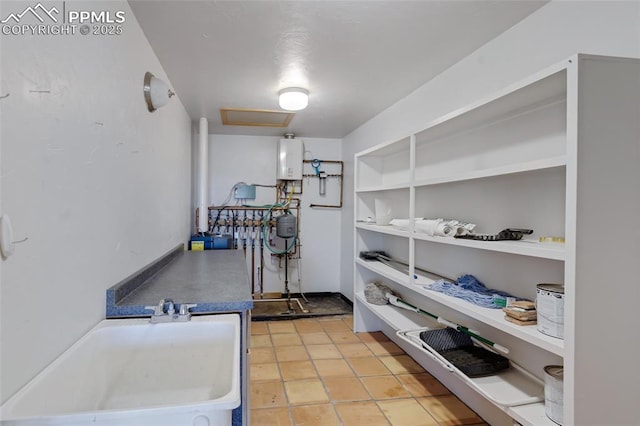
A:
[[340, 0, 640, 301], [208, 135, 342, 295], [0, 1, 192, 402]]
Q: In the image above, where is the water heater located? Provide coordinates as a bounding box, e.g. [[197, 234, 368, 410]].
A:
[[277, 135, 303, 180]]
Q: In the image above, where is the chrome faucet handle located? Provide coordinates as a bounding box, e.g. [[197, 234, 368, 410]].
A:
[[166, 301, 176, 315], [179, 303, 197, 315], [144, 300, 165, 316]]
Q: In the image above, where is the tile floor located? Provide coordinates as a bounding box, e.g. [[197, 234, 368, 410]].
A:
[[250, 315, 488, 426]]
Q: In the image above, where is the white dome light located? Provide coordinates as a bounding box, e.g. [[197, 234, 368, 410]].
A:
[[143, 72, 175, 112], [279, 87, 309, 111]]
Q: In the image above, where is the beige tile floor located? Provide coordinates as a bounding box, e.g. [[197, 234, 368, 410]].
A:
[[250, 315, 488, 426]]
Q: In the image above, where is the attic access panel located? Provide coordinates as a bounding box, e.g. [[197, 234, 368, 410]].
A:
[[220, 108, 295, 127]]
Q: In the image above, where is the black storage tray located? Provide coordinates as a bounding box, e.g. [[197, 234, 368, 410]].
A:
[[418, 328, 510, 378], [396, 328, 544, 409]]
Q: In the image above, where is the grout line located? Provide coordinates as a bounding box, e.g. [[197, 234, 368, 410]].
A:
[[251, 314, 485, 426], [297, 316, 369, 425]]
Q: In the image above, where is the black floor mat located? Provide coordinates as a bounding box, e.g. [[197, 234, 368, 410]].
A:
[[252, 293, 352, 321], [419, 328, 510, 377]]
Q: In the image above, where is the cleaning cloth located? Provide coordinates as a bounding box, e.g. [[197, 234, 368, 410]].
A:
[[425, 274, 522, 309], [364, 282, 395, 305]]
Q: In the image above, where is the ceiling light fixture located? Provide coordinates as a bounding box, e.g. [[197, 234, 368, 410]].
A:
[[278, 87, 309, 111], [143, 71, 175, 112]]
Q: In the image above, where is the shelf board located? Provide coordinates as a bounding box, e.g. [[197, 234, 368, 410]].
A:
[[356, 222, 566, 261], [396, 328, 544, 408], [355, 223, 411, 238], [356, 258, 411, 286], [355, 292, 427, 330], [356, 292, 548, 425], [356, 157, 566, 193], [355, 137, 410, 158], [414, 156, 567, 188], [412, 234, 566, 261], [412, 68, 566, 147], [508, 402, 557, 426], [355, 182, 411, 192], [356, 259, 565, 357]]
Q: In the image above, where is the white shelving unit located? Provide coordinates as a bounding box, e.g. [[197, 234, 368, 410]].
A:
[[355, 223, 411, 239], [357, 258, 565, 357], [411, 233, 566, 261], [353, 54, 640, 426]]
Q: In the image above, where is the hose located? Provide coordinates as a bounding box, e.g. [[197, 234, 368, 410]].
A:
[[261, 182, 297, 255]]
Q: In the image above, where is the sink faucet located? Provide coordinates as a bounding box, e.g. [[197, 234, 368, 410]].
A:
[[144, 299, 196, 323], [164, 298, 175, 315]]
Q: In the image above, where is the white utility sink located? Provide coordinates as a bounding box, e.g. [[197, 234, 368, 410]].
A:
[[0, 314, 240, 426]]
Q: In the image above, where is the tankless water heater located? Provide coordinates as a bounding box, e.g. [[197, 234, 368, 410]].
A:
[[277, 137, 303, 180]]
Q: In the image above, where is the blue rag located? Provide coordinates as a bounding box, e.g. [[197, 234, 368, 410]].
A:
[[425, 274, 521, 309]]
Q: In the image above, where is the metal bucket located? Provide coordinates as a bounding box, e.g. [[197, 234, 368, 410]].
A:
[[544, 365, 564, 425], [536, 284, 564, 339]]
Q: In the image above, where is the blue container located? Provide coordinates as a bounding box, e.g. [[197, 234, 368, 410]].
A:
[[189, 235, 233, 250]]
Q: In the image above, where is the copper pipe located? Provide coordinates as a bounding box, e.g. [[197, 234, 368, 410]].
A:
[[302, 159, 344, 208], [259, 211, 265, 299], [303, 160, 344, 164], [309, 203, 342, 208], [242, 211, 247, 258], [207, 205, 295, 211], [251, 211, 255, 294]]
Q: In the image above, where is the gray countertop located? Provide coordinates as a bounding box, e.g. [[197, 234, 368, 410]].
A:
[[106, 248, 253, 317]]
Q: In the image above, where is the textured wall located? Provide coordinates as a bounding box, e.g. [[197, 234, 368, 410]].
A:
[[0, 1, 192, 402], [207, 135, 342, 295]]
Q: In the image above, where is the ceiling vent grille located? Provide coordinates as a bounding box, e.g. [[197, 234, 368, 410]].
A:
[[220, 108, 295, 127]]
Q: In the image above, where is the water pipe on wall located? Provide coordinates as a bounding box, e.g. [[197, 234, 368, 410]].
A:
[[197, 118, 209, 233], [302, 159, 344, 208]]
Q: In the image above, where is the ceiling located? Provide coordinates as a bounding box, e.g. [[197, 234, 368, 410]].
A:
[[129, 1, 547, 138]]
